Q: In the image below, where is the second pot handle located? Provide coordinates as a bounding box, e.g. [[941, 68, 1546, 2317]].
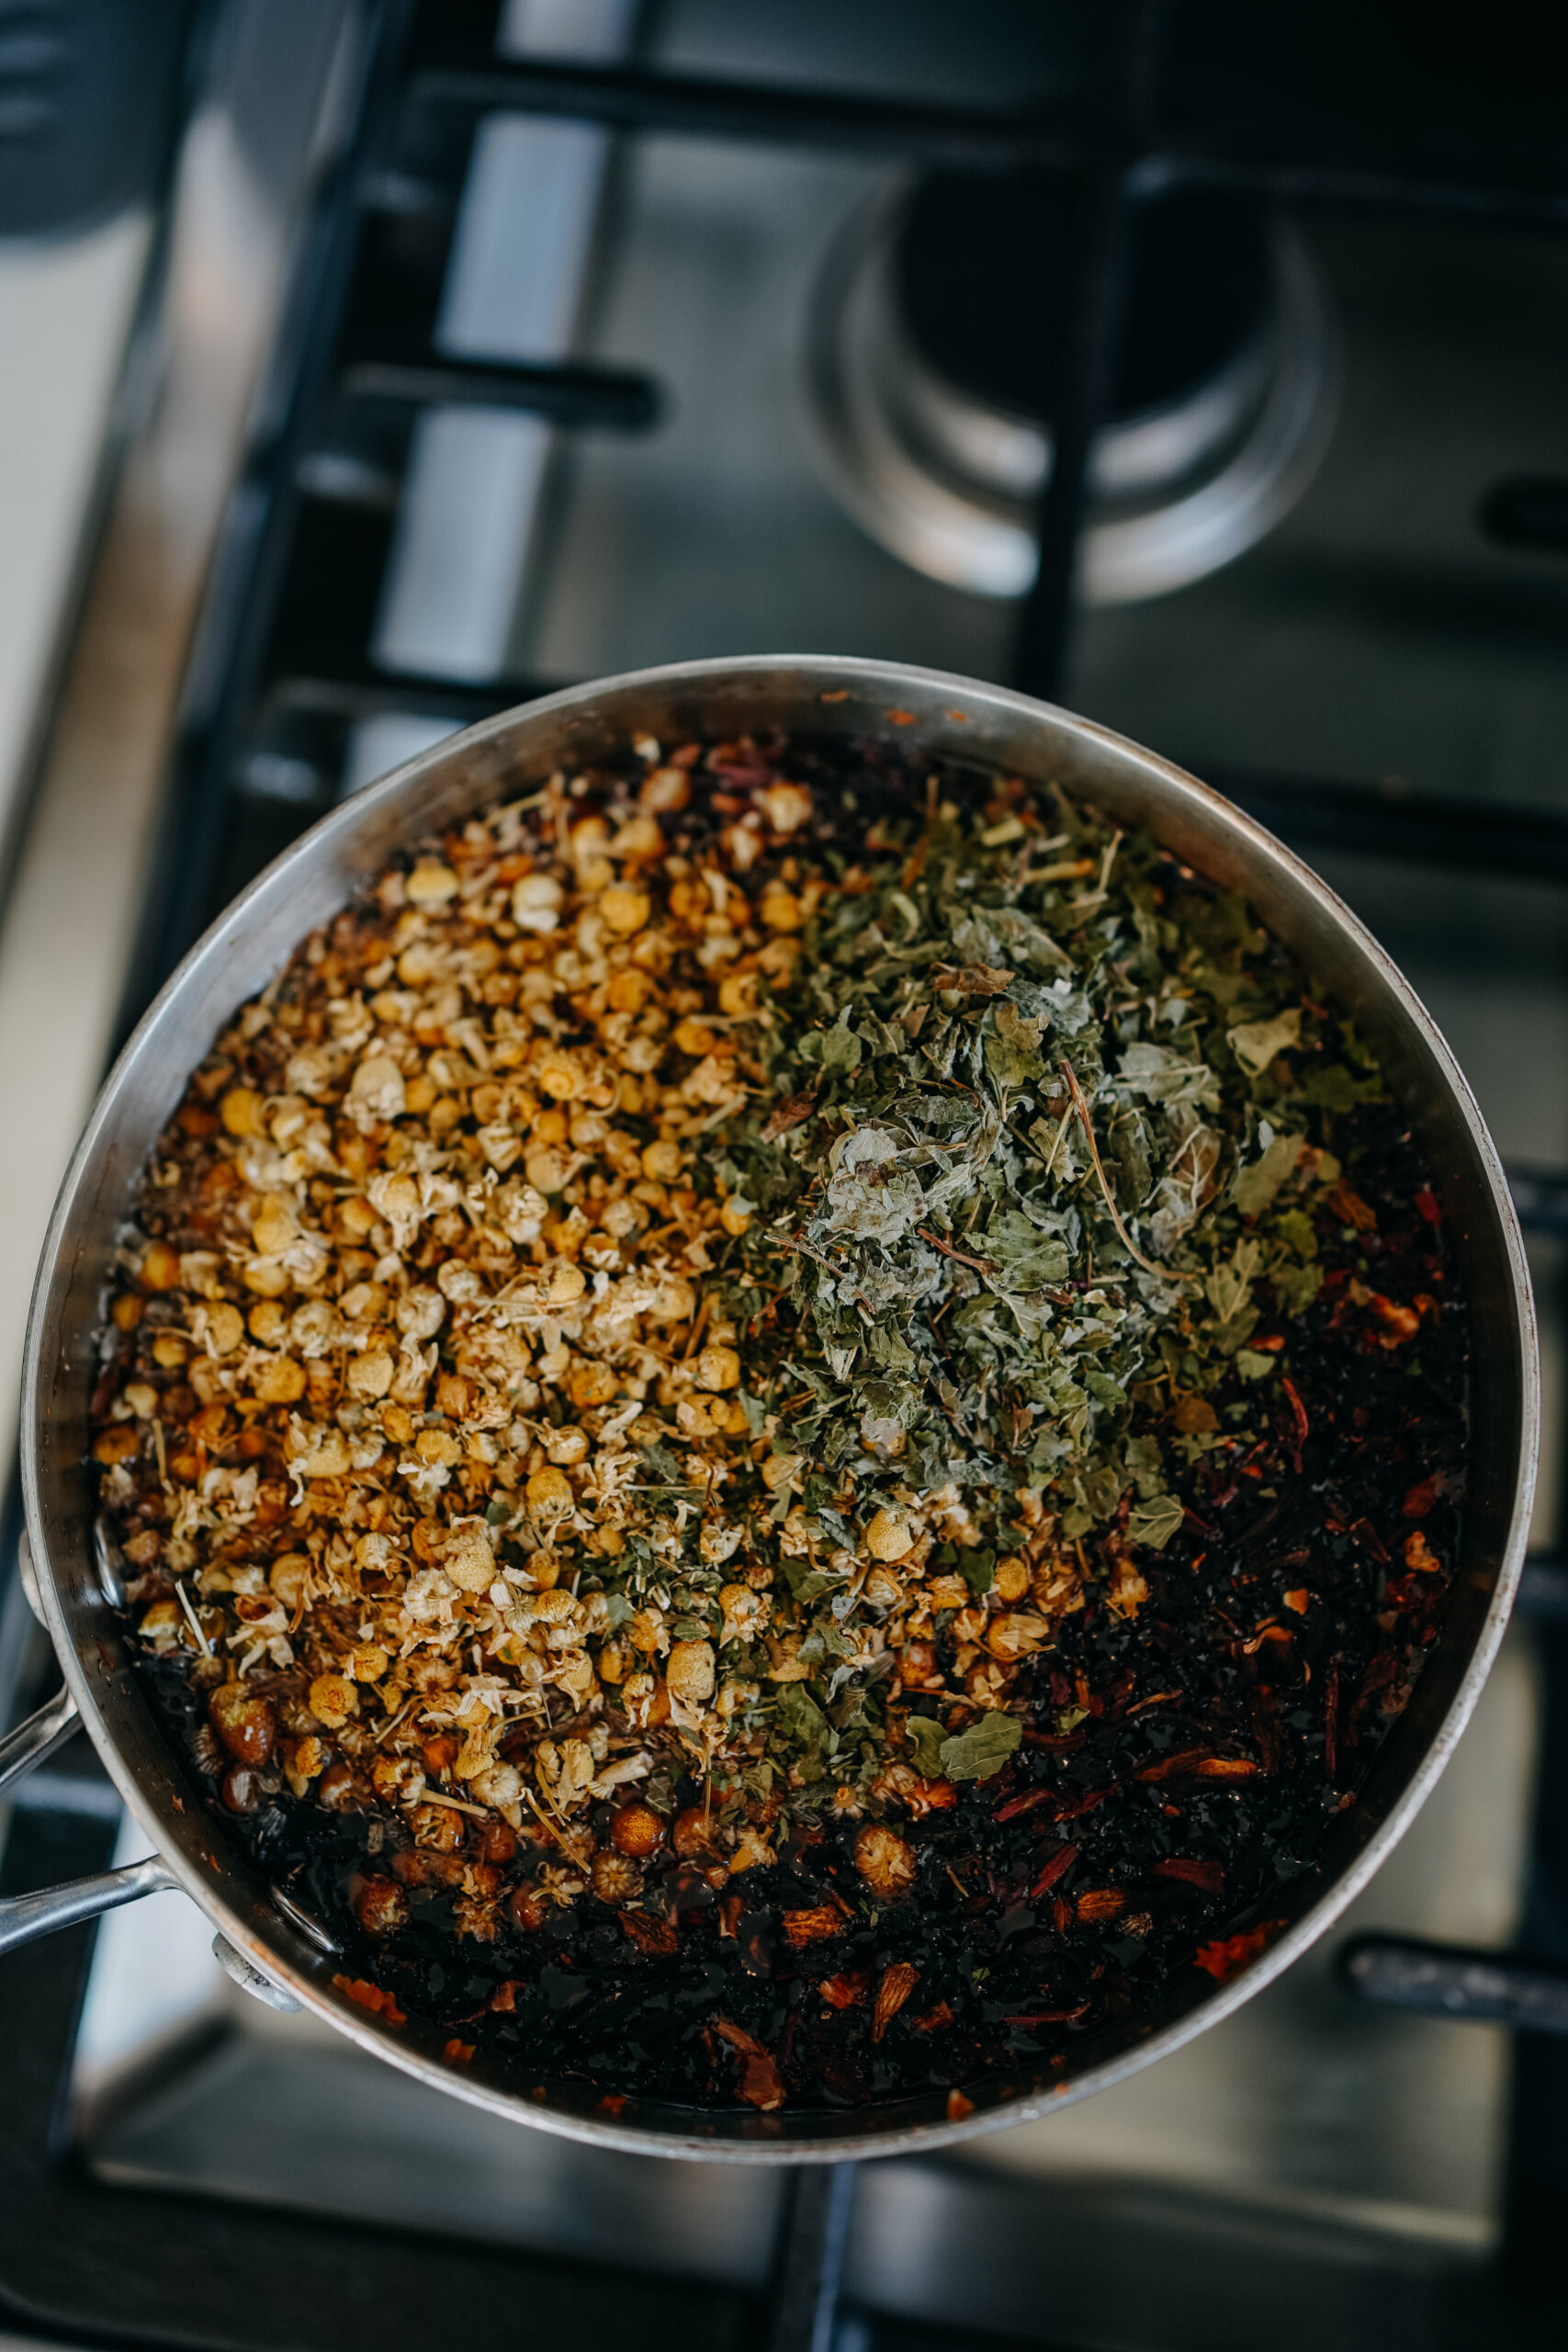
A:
[[0, 1678, 181, 1958], [0, 1681, 82, 1800], [0, 1854, 179, 1959], [1, 1538, 190, 1960]]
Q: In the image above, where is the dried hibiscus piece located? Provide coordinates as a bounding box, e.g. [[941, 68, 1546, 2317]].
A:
[[819, 1972, 871, 2010], [620, 1909, 679, 1958], [783, 1904, 844, 1951], [1029, 1841, 1080, 1901], [1155, 1856, 1225, 1894], [713, 2015, 785, 2111], [332, 1973, 406, 2027], [1134, 1750, 1258, 1784], [994, 1785, 1054, 1824], [1193, 1926, 1272, 1983], [873, 1962, 921, 2042], [1279, 1376, 1309, 1473], [1049, 1784, 1119, 1825]]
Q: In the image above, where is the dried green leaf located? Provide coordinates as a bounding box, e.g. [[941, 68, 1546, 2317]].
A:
[[1227, 1007, 1302, 1077], [940, 1712, 1022, 1781], [1233, 1129, 1305, 1216], [907, 1714, 946, 1775], [1125, 1491, 1185, 1549]]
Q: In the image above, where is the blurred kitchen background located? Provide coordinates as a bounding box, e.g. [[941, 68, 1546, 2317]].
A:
[[1, 4, 1567, 2348]]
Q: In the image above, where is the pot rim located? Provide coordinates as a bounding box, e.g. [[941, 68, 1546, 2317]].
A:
[[20, 652, 1538, 2163]]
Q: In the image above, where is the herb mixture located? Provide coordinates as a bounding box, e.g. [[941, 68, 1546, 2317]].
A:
[[93, 730, 1466, 2114]]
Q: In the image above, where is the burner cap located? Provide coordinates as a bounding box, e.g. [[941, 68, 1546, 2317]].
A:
[[896, 174, 1274, 424]]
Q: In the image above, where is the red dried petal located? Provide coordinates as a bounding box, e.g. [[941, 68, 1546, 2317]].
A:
[[1193, 1926, 1271, 1983], [1028, 1841, 1080, 1901], [1155, 1856, 1225, 1894], [1135, 1749, 1258, 1784]]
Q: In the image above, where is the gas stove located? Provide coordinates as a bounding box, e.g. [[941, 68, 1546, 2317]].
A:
[[3, 5, 1568, 2348]]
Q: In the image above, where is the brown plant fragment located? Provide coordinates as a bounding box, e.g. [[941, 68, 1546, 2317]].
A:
[[934, 962, 1013, 997], [713, 2015, 785, 2110], [1134, 1749, 1258, 1784], [819, 1970, 871, 2009], [1029, 1840, 1080, 1901], [1404, 1528, 1442, 1575], [1002, 2001, 1089, 2027], [1155, 1856, 1225, 1894], [873, 1962, 921, 2041], [761, 1089, 817, 1141], [619, 1909, 679, 1958], [353, 1875, 409, 1937], [332, 1973, 406, 2026], [1325, 1180, 1377, 1230], [1193, 1925, 1274, 1983], [782, 1904, 844, 1951]]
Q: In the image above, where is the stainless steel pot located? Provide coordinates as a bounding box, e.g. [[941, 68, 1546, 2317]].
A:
[[5, 654, 1538, 2161]]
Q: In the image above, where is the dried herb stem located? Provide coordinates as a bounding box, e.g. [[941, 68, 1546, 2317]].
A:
[[1059, 1058, 1194, 1284]]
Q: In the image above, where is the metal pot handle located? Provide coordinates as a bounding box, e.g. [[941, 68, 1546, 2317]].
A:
[[0, 1679, 82, 1794], [4, 1546, 296, 2002], [0, 1679, 178, 1956], [0, 1852, 179, 1959]]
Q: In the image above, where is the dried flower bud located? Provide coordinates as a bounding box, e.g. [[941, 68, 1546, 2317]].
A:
[[512, 873, 563, 932], [444, 1524, 496, 1593], [600, 885, 651, 936], [591, 1850, 644, 1904], [309, 1672, 357, 1729], [854, 1823, 918, 1902], [525, 1465, 574, 1520], [611, 1802, 666, 1857], [354, 1875, 409, 1936], [666, 1638, 716, 1707], [864, 1508, 915, 1562], [694, 1344, 740, 1394], [994, 1554, 1031, 1602]]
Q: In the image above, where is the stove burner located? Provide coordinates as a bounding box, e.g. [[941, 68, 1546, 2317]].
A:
[[806, 172, 1338, 604]]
